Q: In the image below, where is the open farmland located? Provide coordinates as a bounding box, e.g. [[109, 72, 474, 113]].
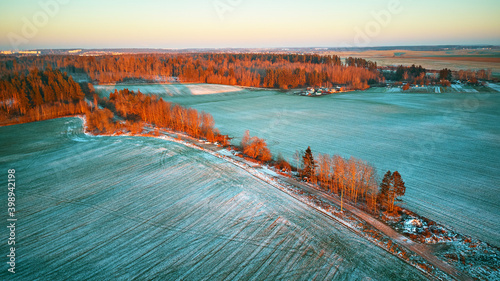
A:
[[0, 118, 428, 280], [369, 57, 500, 78], [329, 49, 500, 78], [96, 83, 500, 248]]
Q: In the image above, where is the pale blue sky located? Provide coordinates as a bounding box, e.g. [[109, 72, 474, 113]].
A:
[[0, 0, 499, 50]]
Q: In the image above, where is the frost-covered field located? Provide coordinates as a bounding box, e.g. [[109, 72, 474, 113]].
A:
[[95, 83, 242, 96], [97, 84, 500, 248], [486, 82, 500, 92], [0, 118, 427, 280]]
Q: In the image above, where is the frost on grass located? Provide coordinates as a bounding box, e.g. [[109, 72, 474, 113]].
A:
[[127, 84, 500, 248], [0, 118, 427, 281], [94, 83, 242, 97], [390, 210, 500, 280]]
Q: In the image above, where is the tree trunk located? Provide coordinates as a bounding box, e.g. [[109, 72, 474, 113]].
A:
[[341, 188, 344, 212]]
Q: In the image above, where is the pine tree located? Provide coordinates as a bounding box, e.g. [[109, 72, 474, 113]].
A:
[[379, 170, 406, 213], [302, 146, 316, 182], [379, 170, 393, 211], [393, 171, 406, 204]]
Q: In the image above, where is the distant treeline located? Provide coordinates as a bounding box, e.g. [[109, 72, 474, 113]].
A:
[[382, 64, 427, 82], [0, 53, 381, 90], [345, 57, 378, 70], [382, 64, 493, 85], [456, 69, 492, 82]]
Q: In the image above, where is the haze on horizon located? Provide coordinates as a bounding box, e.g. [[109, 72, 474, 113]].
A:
[[0, 0, 499, 51]]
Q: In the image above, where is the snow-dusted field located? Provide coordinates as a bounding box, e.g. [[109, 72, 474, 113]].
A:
[[486, 82, 500, 92], [95, 83, 242, 96], [0, 118, 426, 280], [103, 84, 500, 248]]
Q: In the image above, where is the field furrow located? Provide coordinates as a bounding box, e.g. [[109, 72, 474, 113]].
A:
[[0, 117, 429, 280], [96, 84, 500, 247]]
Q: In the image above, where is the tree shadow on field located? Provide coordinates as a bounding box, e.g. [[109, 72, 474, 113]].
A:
[[160, 82, 194, 97]]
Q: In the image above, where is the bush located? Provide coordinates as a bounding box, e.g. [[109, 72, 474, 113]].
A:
[[274, 155, 292, 173], [241, 130, 272, 162]]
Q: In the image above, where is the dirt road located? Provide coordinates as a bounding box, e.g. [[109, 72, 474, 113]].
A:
[[146, 129, 471, 280], [278, 176, 472, 281]]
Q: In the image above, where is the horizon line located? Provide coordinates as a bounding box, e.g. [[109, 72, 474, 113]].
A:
[[2, 44, 500, 53]]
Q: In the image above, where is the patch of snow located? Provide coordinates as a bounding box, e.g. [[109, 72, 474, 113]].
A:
[[486, 82, 500, 92], [0, 98, 13, 106], [260, 166, 279, 177], [185, 84, 242, 95], [403, 218, 423, 233], [94, 83, 242, 97]]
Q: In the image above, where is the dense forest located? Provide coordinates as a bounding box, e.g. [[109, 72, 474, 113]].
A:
[[0, 68, 228, 145], [0, 68, 87, 124], [0, 53, 381, 90]]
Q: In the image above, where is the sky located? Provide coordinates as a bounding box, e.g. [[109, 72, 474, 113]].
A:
[[0, 0, 499, 50]]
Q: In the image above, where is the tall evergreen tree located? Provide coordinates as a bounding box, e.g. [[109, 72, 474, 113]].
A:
[[439, 68, 452, 81], [302, 146, 316, 182], [379, 170, 406, 213], [379, 170, 393, 210], [393, 171, 406, 203]]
